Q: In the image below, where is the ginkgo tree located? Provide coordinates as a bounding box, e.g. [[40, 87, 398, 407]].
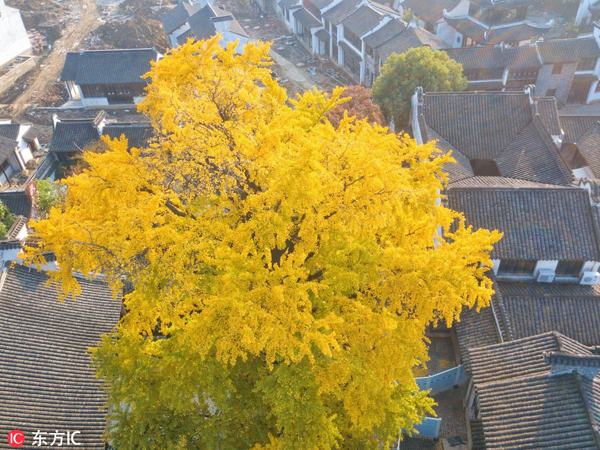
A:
[[24, 37, 500, 450]]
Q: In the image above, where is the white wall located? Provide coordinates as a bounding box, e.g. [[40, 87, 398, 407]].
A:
[[0, 2, 32, 67], [168, 23, 191, 48]]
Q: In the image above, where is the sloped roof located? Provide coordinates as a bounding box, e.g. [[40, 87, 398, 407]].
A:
[[322, 0, 360, 25], [293, 7, 321, 28], [401, 0, 461, 24], [538, 37, 600, 64], [420, 91, 571, 185], [187, 4, 249, 40], [560, 115, 600, 143], [445, 44, 541, 71], [468, 332, 600, 450], [160, 1, 201, 35], [49, 120, 99, 154], [447, 186, 600, 261], [341, 5, 383, 36], [0, 124, 21, 141], [0, 191, 33, 218], [60, 49, 158, 85], [470, 0, 544, 8], [575, 121, 600, 178], [363, 19, 406, 48], [0, 265, 122, 449], [444, 16, 549, 45], [536, 97, 562, 136], [103, 123, 154, 149], [503, 45, 542, 69], [0, 135, 17, 164]]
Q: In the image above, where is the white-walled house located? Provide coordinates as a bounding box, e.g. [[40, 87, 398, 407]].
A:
[[161, 0, 250, 53], [59, 48, 161, 109], [0, 121, 36, 185], [0, 0, 32, 67]]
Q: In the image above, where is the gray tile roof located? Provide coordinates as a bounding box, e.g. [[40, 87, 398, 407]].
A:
[[0, 265, 122, 449], [536, 97, 562, 136], [503, 45, 542, 69], [187, 4, 249, 40], [0, 191, 32, 218], [421, 91, 571, 185], [160, 1, 201, 35], [448, 176, 560, 188], [537, 37, 600, 64], [575, 121, 600, 178], [560, 115, 600, 143], [445, 45, 541, 71], [341, 5, 382, 36], [446, 186, 600, 261], [443, 16, 550, 45], [322, 0, 360, 24], [0, 135, 17, 165], [363, 19, 405, 48], [293, 7, 321, 28], [49, 120, 99, 154], [60, 49, 159, 85], [466, 332, 600, 450], [102, 123, 153, 149], [0, 124, 21, 141], [400, 0, 461, 24]]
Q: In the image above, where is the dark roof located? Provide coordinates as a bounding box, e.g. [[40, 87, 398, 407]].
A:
[[0, 124, 21, 142], [363, 19, 406, 48], [448, 186, 600, 261], [293, 7, 322, 28], [341, 5, 382, 36], [445, 45, 540, 71], [278, 0, 299, 8], [538, 37, 600, 64], [0, 191, 33, 218], [448, 176, 560, 189], [187, 4, 249, 40], [575, 121, 600, 178], [401, 0, 461, 24], [560, 115, 600, 143], [310, 0, 334, 9], [374, 26, 422, 59], [49, 120, 99, 154], [322, 0, 360, 24], [103, 123, 153, 149], [60, 49, 158, 85], [0, 265, 122, 449], [444, 16, 549, 45], [466, 332, 600, 450], [0, 135, 17, 165], [314, 28, 330, 41], [160, 1, 201, 35], [421, 91, 571, 185], [537, 97, 562, 136]]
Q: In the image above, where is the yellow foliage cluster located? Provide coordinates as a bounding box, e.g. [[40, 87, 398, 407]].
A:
[[23, 37, 500, 450]]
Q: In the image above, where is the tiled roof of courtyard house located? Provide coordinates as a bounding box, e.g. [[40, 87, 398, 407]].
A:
[[0, 123, 21, 141], [102, 123, 154, 149], [418, 91, 572, 185], [0, 135, 17, 165], [0, 264, 122, 449], [368, 24, 447, 60], [537, 37, 600, 64], [469, 0, 544, 8], [0, 190, 32, 218], [186, 4, 249, 38], [60, 48, 159, 85], [49, 120, 100, 154], [573, 121, 600, 178], [293, 7, 322, 28], [363, 18, 406, 48], [466, 332, 600, 450], [536, 97, 562, 136], [322, 0, 360, 24], [160, 1, 201, 35], [341, 5, 383, 37], [560, 115, 600, 143], [443, 15, 550, 45], [446, 186, 600, 261], [400, 0, 462, 24]]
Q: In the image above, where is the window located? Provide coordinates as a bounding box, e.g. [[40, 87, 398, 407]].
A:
[[497, 260, 537, 276], [577, 58, 596, 71], [546, 88, 557, 97], [470, 159, 501, 176], [555, 260, 584, 277], [552, 63, 563, 75]]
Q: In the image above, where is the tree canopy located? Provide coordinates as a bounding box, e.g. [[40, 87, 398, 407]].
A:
[[325, 85, 385, 128], [24, 37, 499, 450], [372, 46, 467, 127]]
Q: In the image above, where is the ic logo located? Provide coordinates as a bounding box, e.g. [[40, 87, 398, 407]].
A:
[[8, 430, 24, 448]]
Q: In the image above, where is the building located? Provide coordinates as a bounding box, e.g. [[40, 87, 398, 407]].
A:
[[48, 112, 153, 162], [59, 48, 161, 109], [461, 332, 600, 450], [161, 0, 250, 53], [0, 120, 38, 185], [0, 264, 122, 449], [0, 0, 32, 68]]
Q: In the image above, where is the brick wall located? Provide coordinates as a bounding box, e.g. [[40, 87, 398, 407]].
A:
[[535, 62, 576, 104]]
